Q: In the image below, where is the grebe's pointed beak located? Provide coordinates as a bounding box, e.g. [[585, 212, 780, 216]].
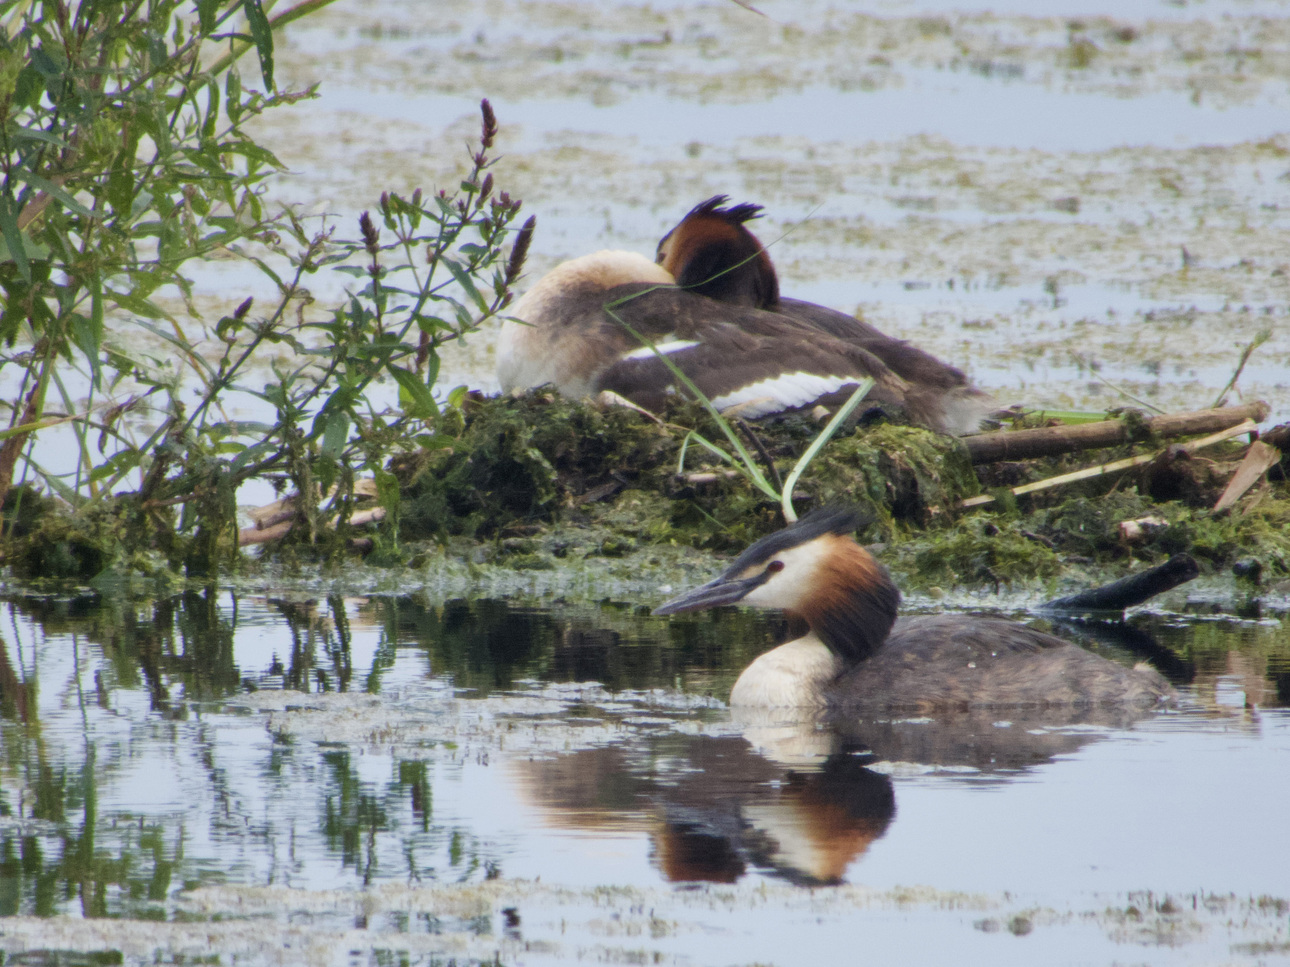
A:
[[654, 574, 761, 615]]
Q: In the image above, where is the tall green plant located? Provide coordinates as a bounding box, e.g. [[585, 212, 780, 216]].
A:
[[0, 2, 533, 576], [0, 0, 325, 509]]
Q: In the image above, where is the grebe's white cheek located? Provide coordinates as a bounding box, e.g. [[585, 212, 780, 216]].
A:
[[740, 580, 783, 609], [738, 543, 819, 611]]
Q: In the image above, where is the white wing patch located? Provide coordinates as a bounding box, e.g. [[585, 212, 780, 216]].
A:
[[619, 339, 701, 362], [712, 373, 858, 418]]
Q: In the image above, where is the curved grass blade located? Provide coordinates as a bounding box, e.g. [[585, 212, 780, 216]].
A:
[[780, 378, 873, 523]]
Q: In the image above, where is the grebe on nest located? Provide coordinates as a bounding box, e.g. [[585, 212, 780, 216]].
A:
[[654, 508, 1176, 711], [496, 200, 993, 434], [656, 196, 995, 434]]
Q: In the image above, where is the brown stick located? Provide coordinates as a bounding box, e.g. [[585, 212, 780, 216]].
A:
[[237, 496, 386, 546], [0, 386, 43, 512], [961, 420, 1257, 509], [237, 520, 294, 546], [964, 402, 1269, 465]]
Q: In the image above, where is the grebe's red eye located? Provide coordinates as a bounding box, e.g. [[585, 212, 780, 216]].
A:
[[766, 561, 784, 574]]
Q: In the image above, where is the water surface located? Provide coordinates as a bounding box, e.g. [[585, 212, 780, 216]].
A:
[[2, 590, 1287, 964]]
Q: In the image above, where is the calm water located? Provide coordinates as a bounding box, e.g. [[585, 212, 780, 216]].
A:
[[1, 588, 1287, 964]]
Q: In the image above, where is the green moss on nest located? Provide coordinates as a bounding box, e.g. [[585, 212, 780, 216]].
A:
[[1030, 492, 1158, 558], [397, 393, 689, 538], [901, 515, 1062, 588], [802, 423, 980, 534], [388, 393, 1290, 589], [393, 397, 986, 552], [2, 489, 184, 581]]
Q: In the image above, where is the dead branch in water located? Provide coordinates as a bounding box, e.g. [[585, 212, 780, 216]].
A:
[[1041, 553, 1199, 615], [963, 402, 1269, 465]]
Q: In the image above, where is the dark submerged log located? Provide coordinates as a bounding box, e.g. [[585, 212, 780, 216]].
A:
[[1040, 554, 1200, 615]]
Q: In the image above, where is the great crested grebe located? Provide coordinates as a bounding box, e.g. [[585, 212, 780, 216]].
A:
[[654, 508, 1176, 710], [656, 196, 995, 435], [496, 206, 991, 433]]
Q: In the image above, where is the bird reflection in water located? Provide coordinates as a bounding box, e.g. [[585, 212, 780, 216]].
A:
[[512, 691, 1173, 886], [510, 608, 1186, 887], [512, 731, 895, 886]]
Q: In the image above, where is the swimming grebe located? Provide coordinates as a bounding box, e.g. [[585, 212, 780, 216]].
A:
[[654, 508, 1176, 711], [656, 196, 995, 435]]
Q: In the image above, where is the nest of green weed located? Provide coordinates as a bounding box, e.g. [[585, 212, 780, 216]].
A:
[[390, 394, 981, 559], [5, 392, 1288, 589], [389, 393, 1290, 589]]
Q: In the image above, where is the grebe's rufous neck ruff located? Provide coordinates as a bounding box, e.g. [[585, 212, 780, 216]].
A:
[[656, 196, 780, 309], [654, 508, 1178, 711]]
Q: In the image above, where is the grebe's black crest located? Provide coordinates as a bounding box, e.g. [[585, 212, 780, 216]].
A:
[[681, 195, 766, 225], [722, 507, 863, 577]]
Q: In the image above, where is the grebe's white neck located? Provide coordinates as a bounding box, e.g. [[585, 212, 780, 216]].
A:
[[728, 633, 842, 708]]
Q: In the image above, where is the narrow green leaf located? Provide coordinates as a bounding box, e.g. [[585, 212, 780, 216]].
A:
[[781, 378, 873, 523], [112, 292, 172, 321], [425, 349, 440, 389], [13, 65, 45, 110], [388, 364, 439, 419], [229, 440, 276, 474], [38, 470, 85, 507], [373, 467, 400, 514], [89, 450, 141, 484], [70, 311, 104, 391], [15, 171, 93, 217], [321, 409, 350, 458], [202, 77, 221, 138], [226, 70, 242, 122], [197, 0, 220, 34], [108, 127, 141, 219], [0, 416, 71, 442], [12, 127, 64, 148], [414, 434, 455, 451], [413, 313, 454, 334], [0, 194, 31, 283], [443, 257, 489, 313], [30, 46, 61, 79], [242, 0, 275, 90]]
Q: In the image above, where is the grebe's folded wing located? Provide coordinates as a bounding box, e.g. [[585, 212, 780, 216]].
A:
[[778, 298, 973, 391], [595, 288, 909, 418]]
